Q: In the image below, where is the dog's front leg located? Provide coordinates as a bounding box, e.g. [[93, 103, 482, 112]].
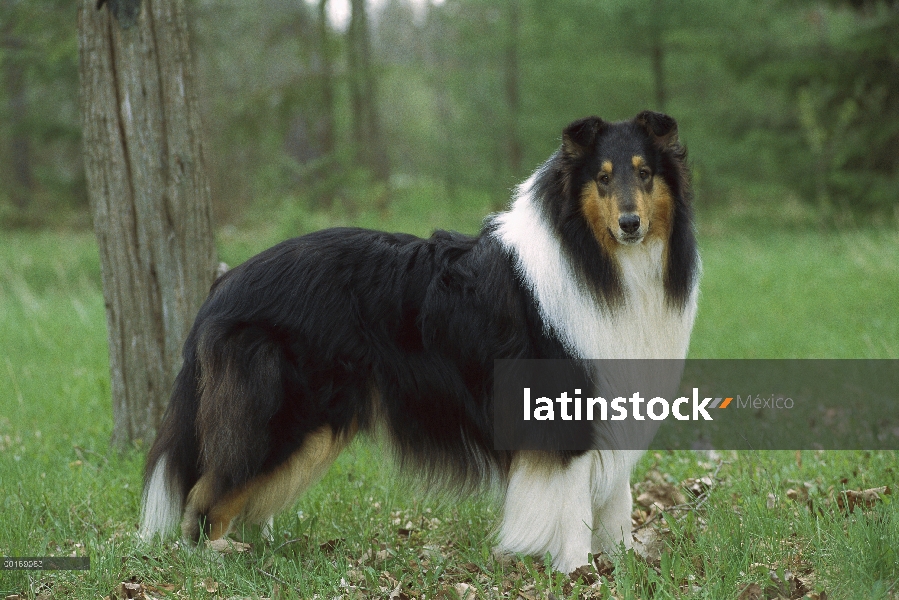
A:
[[496, 451, 596, 573], [590, 449, 639, 557]]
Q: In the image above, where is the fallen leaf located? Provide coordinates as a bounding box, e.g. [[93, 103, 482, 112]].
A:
[[785, 488, 807, 502], [636, 481, 687, 511], [388, 583, 409, 600], [112, 581, 146, 600], [632, 527, 663, 564], [764, 568, 807, 599], [203, 578, 218, 593], [836, 486, 891, 513], [593, 554, 615, 578], [569, 564, 598, 584], [319, 538, 344, 553], [206, 538, 252, 554], [736, 582, 762, 600], [516, 584, 537, 600], [454, 583, 477, 600], [681, 476, 713, 498]]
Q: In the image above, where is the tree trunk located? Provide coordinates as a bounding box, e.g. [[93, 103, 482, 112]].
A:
[[78, 0, 217, 449]]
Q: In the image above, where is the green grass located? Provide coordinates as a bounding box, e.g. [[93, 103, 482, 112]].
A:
[[1, 199, 898, 598]]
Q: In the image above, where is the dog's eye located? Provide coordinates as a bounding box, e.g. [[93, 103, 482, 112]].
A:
[[598, 174, 611, 185], [639, 169, 651, 181]]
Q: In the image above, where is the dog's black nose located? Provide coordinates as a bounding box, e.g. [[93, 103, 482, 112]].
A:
[[618, 214, 641, 234]]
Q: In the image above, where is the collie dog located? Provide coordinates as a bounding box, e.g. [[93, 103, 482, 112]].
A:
[[140, 110, 699, 572]]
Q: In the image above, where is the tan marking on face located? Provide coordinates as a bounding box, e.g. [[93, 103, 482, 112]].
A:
[[631, 155, 647, 170], [601, 160, 613, 175], [644, 177, 674, 243], [580, 181, 618, 256]]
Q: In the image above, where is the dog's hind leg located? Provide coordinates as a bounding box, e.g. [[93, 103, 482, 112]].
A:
[[182, 425, 355, 542], [180, 474, 248, 541], [239, 425, 356, 533]]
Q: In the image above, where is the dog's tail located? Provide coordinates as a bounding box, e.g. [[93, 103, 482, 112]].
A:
[[139, 332, 204, 540], [140, 315, 288, 541]]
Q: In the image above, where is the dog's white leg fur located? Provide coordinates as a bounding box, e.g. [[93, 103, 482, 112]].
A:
[[498, 449, 641, 573], [140, 455, 182, 541], [492, 172, 697, 571], [498, 452, 595, 573], [591, 450, 641, 556]]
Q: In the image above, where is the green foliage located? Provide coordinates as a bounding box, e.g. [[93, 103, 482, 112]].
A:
[[3, 0, 897, 227], [723, 0, 899, 210], [0, 0, 84, 226]]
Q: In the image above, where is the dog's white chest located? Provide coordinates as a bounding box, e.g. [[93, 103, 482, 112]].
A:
[[493, 188, 697, 361]]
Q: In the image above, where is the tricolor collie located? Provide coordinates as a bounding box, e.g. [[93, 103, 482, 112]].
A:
[[141, 111, 699, 572]]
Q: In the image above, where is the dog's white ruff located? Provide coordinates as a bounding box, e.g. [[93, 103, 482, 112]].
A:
[[491, 174, 698, 572]]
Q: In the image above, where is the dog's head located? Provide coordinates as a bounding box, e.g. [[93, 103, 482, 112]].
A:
[[561, 111, 686, 250]]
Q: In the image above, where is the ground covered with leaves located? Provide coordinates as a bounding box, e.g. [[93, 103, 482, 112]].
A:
[[2, 230, 898, 599], [3, 441, 896, 600]]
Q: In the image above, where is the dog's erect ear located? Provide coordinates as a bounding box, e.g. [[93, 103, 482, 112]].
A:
[[562, 116, 605, 158], [635, 111, 679, 148]]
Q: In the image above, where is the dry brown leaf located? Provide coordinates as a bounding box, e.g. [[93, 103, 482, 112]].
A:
[[785, 487, 807, 502], [516, 584, 537, 600], [203, 578, 219, 593], [764, 568, 808, 599], [632, 527, 663, 564], [681, 476, 713, 498], [453, 583, 477, 600], [836, 486, 891, 513], [319, 538, 344, 553], [593, 554, 615, 578], [206, 538, 251, 554], [736, 582, 762, 600], [111, 581, 146, 600], [388, 583, 410, 600], [636, 481, 687, 511], [569, 564, 598, 584]]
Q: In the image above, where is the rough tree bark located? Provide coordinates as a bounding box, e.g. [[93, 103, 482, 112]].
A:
[[78, 0, 217, 449]]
